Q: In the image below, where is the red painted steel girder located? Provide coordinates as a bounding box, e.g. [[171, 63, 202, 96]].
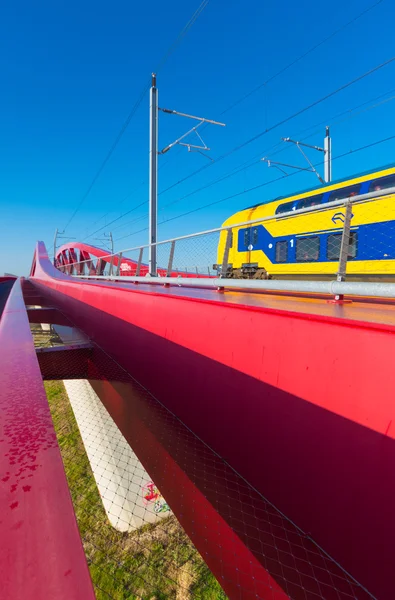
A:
[[27, 306, 71, 326], [54, 241, 212, 278], [30, 240, 395, 599], [0, 277, 95, 600]]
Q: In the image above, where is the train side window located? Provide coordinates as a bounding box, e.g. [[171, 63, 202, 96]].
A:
[[297, 194, 323, 210], [327, 232, 357, 260], [252, 228, 258, 245], [296, 236, 320, 261], [328, 184, 360, 202], [275, 201, 296, 215], [275, 241, 288, 263], [243, 230, 249, 246], [369, 174, 395, 192]]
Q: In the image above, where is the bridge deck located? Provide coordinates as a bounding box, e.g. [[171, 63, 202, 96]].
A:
[[71, 277, 395, 329], [0, 278, 95, 600], [18, 240, 395, 599]]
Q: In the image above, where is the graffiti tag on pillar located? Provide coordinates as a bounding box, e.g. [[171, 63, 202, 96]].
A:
[[142, 482, 170, 514]]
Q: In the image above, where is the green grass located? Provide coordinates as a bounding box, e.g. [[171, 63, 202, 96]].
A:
[[45, 380, 227, 600], [30, 323, 64, 347]]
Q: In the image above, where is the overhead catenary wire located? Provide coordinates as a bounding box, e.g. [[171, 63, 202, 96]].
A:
[[266, 88, 395, 161], [86, 182, 147, 231], [63, 82, 150, 232], [80, 0, 385, 240], [83, 69, 395, 245], [95, 74, 395, 241], [103, 122, 389, 241], [157, 57, 395, 199], [113, 133, 395, 242], [156, 134, 395, 226], [154, 89, 395, 216], [86, 153, 176, 233], [86, 0, 209, 234], [83, 153, 270, 240], [62, 0, 210, 232], [83, 200, 147, 240], [219, 0, 384, 117]]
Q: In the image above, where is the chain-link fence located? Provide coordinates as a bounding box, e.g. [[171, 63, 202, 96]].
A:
[[31, 319, 227, 599], [44, 378, 224, 600], [29, 314, 376, 600], [56, 186, 395, 288], [347, 188, 395, 278]]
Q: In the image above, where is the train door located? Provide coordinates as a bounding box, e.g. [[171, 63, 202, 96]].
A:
[[249, 226, 260, 265], [240, 226, 259, 267]]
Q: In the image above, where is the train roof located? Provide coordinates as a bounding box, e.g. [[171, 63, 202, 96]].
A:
[[244, 161, 395, 210]]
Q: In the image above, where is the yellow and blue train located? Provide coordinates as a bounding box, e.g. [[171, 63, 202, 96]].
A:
[[216, 164, 395, 280]]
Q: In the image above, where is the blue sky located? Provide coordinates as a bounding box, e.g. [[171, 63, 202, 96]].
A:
[[1, 0, 395, 274]]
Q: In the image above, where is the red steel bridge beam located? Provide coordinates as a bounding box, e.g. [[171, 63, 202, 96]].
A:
[[30, 241, 395, 599], [55, 241, 213, 278], [0, 278, 95, 600]]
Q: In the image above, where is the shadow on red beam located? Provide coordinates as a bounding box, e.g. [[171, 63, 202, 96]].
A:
[[0, 279, 95, 600], [37, 346, 92, 380], [22, 279, 51, 307], [23, 296, 49, 306], [0, 279, 16, 319], [86, 348, 372, 600], [23, 290, 49, 304], [27, 307, 71, 326], [29, 278, 394, 598]]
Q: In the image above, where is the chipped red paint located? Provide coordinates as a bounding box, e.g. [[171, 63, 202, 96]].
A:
[[0, 278, 95, 600]]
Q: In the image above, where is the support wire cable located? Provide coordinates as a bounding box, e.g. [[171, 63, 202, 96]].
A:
[[220, 0, 384, 117], [62, 0, 210, 231], [86, 86, 395, 243], [157, 57, 395, 198], [81, 0, 384, 238], [114, 133, 395, 241]]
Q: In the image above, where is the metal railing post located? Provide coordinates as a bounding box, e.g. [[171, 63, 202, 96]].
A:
[[97, 259, 105, 277], [115, 253, 123, 277], [334, 201, 353, 302], [167, 241, 175, 276], [136, 248, 143, 276], [220, 229, 233, 278], [149, 74, 158, 277], [109, 255, 114, 277]]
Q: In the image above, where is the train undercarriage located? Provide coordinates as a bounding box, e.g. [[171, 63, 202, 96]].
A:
[[215, 263, 395, 282]]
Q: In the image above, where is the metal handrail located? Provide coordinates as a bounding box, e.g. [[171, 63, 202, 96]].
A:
[[70, 274, 395, 300]]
